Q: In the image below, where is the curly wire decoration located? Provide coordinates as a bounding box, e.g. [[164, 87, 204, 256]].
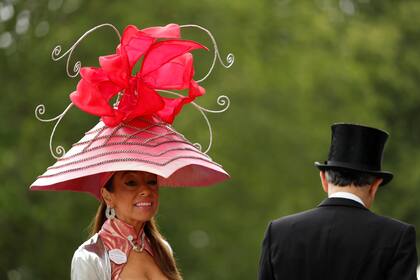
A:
[[156, 24, 233, 153], [37, 23, 121, 159], [51, 23, 121, 78], [35, 103, 74, 159], [158, 90, 230, 154], [180, 24, 234, 83]]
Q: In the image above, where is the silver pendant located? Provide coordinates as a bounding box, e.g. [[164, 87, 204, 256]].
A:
[[127, 233, 145, 253]]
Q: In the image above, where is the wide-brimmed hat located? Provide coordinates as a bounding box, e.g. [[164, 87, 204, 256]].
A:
[[314, 123, 393, 186], [31, 117, 229, 199], [30, 23, 234, 199]]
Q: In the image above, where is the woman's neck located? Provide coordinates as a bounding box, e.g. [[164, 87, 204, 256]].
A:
[[115, 216, 144, 234]]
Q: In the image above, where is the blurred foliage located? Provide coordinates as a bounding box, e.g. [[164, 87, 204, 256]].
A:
[[1, 0, 420, 279]]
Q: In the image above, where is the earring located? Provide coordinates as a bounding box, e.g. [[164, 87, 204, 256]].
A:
[[105, 205, 116, 220]]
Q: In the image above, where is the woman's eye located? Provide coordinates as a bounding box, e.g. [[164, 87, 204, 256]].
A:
[[125, 180, 137, 187], [147, 180, 157, 186]]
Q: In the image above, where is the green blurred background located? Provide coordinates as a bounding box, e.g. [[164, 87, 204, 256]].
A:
[[1, 0, 420, 279]]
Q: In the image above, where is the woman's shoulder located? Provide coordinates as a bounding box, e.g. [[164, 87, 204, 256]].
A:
[[71, 233, 111, 280], [74, 233, 106, 257]]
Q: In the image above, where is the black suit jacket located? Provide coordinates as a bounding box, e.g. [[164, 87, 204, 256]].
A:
[[259, 198, 418, 280]]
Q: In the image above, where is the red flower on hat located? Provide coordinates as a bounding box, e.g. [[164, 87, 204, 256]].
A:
[[70, 24, 206, 127]]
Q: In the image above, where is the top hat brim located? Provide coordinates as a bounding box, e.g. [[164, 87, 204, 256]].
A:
[[314, 161, 393, 187]]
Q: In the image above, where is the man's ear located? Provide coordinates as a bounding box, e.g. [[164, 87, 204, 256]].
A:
[[320, 171, 329, 193], [101, 188, 113, 206], [369, 178, 382, 197]]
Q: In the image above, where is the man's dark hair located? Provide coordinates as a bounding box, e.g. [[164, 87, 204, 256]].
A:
[[325, 169, 377, 187]]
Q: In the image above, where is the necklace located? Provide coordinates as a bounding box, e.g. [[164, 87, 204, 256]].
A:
[[127, 232, 145, 252]]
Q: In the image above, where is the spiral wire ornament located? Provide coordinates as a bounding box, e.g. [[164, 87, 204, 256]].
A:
[[180, 24, 234, 83], [154, 24, 234, 154], [38, 23, 121, 159], [51, 23, 121, 78], [157, 90, 231, 154], [35, 103, 74, 159]]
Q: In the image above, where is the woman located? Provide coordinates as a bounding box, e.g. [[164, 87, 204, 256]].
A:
[[30, 23, 232, 280], [32, 114, 229, 280], [72, 171, 180, 279]]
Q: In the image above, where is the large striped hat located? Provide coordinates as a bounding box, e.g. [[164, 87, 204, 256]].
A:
[[30, 117, 229, 199], [30, 23, 233, 199]]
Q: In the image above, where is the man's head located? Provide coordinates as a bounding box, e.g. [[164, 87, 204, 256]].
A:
[[319, 169, 383, 208], [315, 123, 393, 185], [324, 169, 377, 187]]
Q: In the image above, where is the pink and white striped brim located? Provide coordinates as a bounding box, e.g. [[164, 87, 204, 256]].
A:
[[30, 117, 229, 199]]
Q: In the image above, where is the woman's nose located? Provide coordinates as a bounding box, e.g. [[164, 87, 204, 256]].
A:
[[138, 184, 152, 196]]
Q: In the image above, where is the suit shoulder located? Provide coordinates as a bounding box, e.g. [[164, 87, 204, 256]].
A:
[[371, 212, 414, 231], [270, 208, 414, 233]]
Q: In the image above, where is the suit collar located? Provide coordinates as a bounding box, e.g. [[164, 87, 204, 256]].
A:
[[318, 197, 369, 211]]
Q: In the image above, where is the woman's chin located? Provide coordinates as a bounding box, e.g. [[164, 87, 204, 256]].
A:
[[130, 210, 157, 223]]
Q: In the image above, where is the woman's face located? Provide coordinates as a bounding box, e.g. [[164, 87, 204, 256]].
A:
[[102, 171, 159, 229]]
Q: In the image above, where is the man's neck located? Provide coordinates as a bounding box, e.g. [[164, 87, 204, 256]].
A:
[[329, 191, 365, 207], [328, 185, 370, 208]]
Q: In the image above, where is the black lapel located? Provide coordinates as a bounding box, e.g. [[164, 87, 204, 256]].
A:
[[318, 197, 369, 211]]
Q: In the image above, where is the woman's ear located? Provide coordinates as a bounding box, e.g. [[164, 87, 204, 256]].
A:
[[101, 188, 113, 206]]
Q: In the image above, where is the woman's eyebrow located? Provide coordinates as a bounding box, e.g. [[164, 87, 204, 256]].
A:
[[121, 171, 132, 178]]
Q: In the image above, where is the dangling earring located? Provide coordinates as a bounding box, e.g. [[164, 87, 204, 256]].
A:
[[105, 205, 116, 220]]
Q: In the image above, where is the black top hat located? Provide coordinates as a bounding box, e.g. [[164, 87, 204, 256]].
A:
[[315, 123, 393, 186]]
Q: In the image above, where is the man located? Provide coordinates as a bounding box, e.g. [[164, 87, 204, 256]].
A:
[[259, 123, 418, 280]]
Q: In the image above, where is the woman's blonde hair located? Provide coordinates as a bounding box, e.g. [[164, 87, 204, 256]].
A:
[[90, 178, 182, 280]]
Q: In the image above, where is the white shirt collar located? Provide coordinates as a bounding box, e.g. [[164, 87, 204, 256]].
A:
[[329, 191, 366, 207]]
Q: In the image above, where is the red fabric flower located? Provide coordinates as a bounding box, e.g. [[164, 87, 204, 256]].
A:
[[70, 24, 206, 127]]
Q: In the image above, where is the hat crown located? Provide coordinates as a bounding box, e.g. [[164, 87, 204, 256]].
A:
[[327, 123, 389, 171]]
